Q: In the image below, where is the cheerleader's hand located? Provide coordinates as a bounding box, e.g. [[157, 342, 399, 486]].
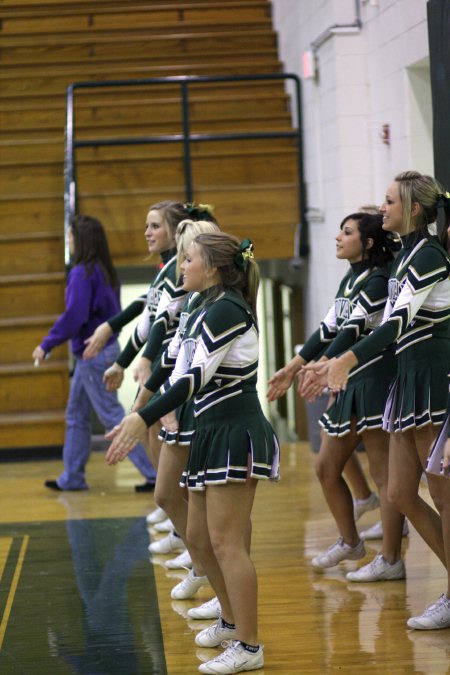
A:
[[267, 367, 295, 401], [105, 413, 146, 464], [103, 363, 124, 391], [160, 411, 178, 433], [327, 352, 357, 392], [83, 322, 113, 360], [299, 369, 325, 402], [133, 357, 151, 387]]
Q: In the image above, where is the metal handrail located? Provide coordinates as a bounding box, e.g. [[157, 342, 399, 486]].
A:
[[64, 73, 307, 264]]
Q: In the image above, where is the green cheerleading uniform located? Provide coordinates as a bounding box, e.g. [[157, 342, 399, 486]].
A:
[[147, 292, 203, 446], [138, 290, 279, 490], [113, 248, 186, 369], [299, 260, 396, 436], [352, 232, 450, 433]]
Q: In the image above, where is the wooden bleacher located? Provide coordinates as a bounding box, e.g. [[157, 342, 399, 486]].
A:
[[0, 0, 300, 452]]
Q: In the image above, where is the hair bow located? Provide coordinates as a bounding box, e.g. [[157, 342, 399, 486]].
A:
[[234, 238, 254, 270], [436, 191, 450, 210], [184, 202, 215, 218]]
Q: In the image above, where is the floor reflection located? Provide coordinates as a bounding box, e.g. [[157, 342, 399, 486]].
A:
[[311, 577, 422, 674], [0, 509, 166, 675]]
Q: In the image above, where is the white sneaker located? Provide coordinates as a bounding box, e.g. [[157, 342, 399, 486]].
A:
[[312, 537, 366, 569], [360, 519, 410, 540], [407, 594, 450, 630], [165, 549, 193, 569], [346, 554, 406, 582], [195, 618, 237, 647], [153, 517, 174, 533], [198, 640, 264, 673], [171, 568, 208, 599], [188, 597, 221, 620], [148, 532, 185, 555], [146, 506, 167, 525], [353, 492, 380, 521]]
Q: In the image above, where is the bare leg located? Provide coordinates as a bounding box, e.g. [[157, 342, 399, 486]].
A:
[[146, 423, 162, 470], [388, 427, 446, 567], [187, 490, 234, 623], [154, 442, 205, 575], [315, 422, 360, 546], [343, 451, 372, 500], [362, 428, 404, 563], [320, 397, 371, 501], [206, 480, 259, 645]]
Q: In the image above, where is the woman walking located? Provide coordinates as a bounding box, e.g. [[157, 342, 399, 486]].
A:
[[33, 215, 156, 491]]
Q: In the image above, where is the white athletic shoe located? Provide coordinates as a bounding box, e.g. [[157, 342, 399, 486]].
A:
[[195, 618, 237, 647], [360, 519, 410, 540], [198, 640, 264, 673], [153, 517, 174, 533], [353, 492, 380, 521], [407, 594, 450, 630], [188, 597, 221, 620], [346, 554, 406, 582], [146, 506, 167, 525], [148, 532, 185, 555], [171, 569, 208, 600], [312, 537, 366, 569], [165, 549, 193, 569]]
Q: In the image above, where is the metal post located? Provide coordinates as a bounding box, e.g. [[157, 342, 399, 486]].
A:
[[291, 75, 309, 256], [64, 85, 76, 266], [180, 80, 193, 203]]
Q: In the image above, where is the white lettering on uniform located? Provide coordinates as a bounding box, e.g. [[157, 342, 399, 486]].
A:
[[388, 278, 404, 306], [178, 312, 189, 339], [335, 298, 352, 322], [147, 288, 163, 313]]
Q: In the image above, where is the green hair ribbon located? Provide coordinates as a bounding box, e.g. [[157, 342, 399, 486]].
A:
[[234, 238, 254, 271], [436, 191, 450, 210]]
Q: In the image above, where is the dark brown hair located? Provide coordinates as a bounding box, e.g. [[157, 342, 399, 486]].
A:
[[70, 215, 118, 288]]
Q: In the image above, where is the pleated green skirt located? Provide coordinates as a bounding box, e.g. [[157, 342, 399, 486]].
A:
[[158, 400, 195, 446], [383, 338, 450, 433], [320, 352, 396, 437], [180, 393, 280, 490]]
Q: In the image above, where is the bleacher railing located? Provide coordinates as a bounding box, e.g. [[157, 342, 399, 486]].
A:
[[64, 73, 307, 264]]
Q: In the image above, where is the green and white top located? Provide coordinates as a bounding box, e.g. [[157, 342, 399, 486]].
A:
[[299, 260, 390, 375], [115, 250, 186, 368], [138, 290, 258, 427], [352, 232, 450, 364]]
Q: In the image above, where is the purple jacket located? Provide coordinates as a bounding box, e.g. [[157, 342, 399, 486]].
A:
[[40, 262, 121, 357]]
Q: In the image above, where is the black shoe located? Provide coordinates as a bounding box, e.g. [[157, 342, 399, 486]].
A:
[[134, 481, 156, 493], [45, 480, 62, 491]]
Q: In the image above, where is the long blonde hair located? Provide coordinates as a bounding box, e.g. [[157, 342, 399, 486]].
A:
[[395, 171, 450, 248]]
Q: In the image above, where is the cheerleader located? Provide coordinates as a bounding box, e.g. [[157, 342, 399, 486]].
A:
[[269, 212, 406, 580], [327, 171, 450, 630], [105, 233, 279, 674], [137, 219, 221, 600], [83, 201, 215, 493]]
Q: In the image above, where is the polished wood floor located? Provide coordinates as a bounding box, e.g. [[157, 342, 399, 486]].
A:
[[0, 444, 449, 674]]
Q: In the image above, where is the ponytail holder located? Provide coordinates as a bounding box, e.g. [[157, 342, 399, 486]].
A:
[[234, 238, 254, 271], [436, 191, 450, 210], [184, 202, 215, 219]]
